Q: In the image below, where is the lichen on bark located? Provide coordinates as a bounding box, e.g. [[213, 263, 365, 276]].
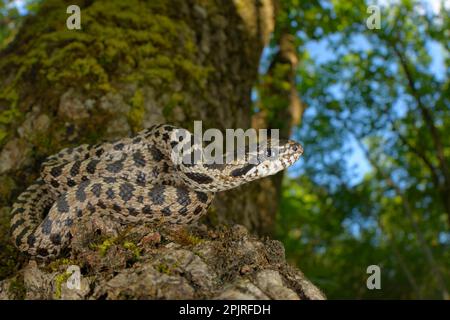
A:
[[0, 222, 325, 300], [0, 0, 211, 146]]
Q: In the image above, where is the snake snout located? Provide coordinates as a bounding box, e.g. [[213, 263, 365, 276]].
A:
[[289, 141, 303, 156]]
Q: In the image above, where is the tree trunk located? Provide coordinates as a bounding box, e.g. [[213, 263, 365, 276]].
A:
[[0, 0, 288, 276], [252, 30, 306, 221]]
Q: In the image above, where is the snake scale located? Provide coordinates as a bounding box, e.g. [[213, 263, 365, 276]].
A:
[[10, 124, 303, 259]]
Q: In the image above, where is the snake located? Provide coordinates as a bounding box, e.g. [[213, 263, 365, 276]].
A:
[[10, 124, 303, 260]]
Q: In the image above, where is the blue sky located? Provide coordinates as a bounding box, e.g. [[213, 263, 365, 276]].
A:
[[295, 0, 448, 185], [8, 0, 27, 15]]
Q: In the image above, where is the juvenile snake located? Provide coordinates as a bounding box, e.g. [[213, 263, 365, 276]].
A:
[[10, 124, 303, 259]]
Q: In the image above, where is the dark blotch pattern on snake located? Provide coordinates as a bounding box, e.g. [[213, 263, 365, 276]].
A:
[[10, 124, 303, 259]]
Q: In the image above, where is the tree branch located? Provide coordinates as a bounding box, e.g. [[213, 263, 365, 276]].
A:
[[390, 44, 450, 224], [392, 45, 450, 184], [391, 121, 441, 186]]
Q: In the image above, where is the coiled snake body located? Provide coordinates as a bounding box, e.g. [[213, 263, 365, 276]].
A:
[[10, 124, 303, 259]]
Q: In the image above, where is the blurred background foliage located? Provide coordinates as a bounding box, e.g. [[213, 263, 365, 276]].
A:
[[267, 0, 449, 299], [0, 0, 40, 50], [1, 0, 448, 299]]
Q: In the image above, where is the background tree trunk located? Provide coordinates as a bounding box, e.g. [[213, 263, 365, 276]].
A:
[[0, 0, 289, 278]]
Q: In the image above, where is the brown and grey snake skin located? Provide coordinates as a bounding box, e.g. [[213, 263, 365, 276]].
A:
[[10, 124, 303, 259]]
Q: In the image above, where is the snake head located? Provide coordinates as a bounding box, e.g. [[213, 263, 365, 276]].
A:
[[168, 125, 304, 191], [233, 139, 303, 180]]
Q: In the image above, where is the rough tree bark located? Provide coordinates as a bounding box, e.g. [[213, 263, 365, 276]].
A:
[[0, 0, 323, 299]]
